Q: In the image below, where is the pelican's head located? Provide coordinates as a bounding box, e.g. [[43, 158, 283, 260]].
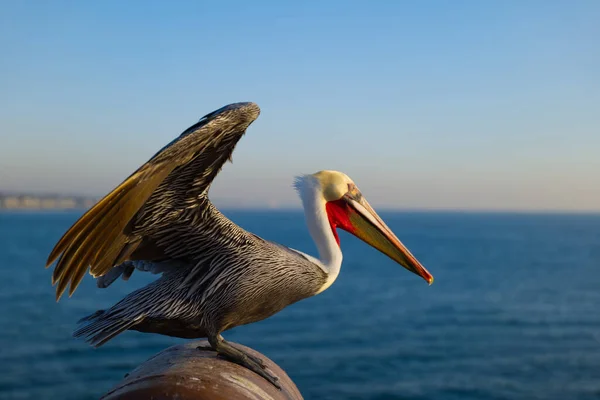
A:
[[296, 170, 433, 285]]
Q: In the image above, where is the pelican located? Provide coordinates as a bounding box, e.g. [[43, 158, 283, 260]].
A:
[[46, 102, 433, 388]]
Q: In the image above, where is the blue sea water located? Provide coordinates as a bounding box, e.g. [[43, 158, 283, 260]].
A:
[[0, 210, 599, 400]]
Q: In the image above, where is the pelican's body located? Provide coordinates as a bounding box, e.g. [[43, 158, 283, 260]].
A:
[[47, 102, 433, 388], [88, 200, 329, 341]]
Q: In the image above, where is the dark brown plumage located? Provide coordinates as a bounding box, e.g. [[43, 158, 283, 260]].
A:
[[46, 102, 433, 390], [46, 102, 328, 388], [47, 102, 261, 299]]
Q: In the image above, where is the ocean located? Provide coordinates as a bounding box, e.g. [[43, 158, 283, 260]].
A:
[[0, 210, 599, 400]]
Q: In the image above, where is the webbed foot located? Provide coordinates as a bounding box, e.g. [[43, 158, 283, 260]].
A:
[[207, 335, 281, 390], [196, 342, 214, 352]]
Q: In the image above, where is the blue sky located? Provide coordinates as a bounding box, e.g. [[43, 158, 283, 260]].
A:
[[1, 1, 598, 211]]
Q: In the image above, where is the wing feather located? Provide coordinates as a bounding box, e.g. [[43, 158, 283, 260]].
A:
[[46, 102, 260, 300]]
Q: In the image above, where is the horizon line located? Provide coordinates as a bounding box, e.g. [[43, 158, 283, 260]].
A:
[[2, 191, 599, 215], [2, 207, 600, 216]]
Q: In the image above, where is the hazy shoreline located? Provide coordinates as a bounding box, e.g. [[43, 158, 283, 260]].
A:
[[0, 194, 99, 210]]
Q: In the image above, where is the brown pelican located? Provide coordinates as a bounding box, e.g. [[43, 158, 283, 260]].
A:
[[46, 102, 433, 388]]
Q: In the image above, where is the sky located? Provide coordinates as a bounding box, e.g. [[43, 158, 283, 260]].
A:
[[0, 1, 599, 211]]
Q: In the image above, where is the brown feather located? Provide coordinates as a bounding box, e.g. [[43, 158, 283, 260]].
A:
[[52, 186, 131, 285], [52, 231, 91, 286], [78, 209, 128, 272], [54, 266, 71, 301], [68, 239, 138, 297], [111, 240, 140, 270], [67, 262, 89, 298], [55, 210, 128, 299], [46, 176, 139, 267], [53, 167, 171, 300], [89, 168, 171, 275], [46, 102, 261, 300], [95, 235, 129, 272], [52, 177, 141, 289], [129, 237, 168, 261]]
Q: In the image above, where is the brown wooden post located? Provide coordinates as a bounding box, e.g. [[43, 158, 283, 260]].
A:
[[101, 340, 303, 400]]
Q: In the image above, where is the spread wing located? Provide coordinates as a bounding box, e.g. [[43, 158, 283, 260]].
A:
[[46, 102, 260, 300]]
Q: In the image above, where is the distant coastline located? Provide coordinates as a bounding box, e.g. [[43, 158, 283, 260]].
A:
[[0, 193, 99, 210], [1, 193, 598, 215]]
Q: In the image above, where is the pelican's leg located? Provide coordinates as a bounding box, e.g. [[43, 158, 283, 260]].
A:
[[196, 341, 213, 351], [197, 340, 263, 367], [206, 334, 281, 389]]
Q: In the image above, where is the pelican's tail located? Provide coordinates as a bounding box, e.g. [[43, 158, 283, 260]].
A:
[[73, 269, 184, 347], [73, 308, 146, 347]]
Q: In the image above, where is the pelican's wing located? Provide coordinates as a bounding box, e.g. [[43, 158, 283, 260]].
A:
[[46, 102, 260, 300]]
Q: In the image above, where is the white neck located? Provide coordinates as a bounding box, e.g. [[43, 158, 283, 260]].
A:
[[294, 176, 342, 294]]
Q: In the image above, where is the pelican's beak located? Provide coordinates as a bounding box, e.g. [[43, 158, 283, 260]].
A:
[[342, 191, 434, 285]]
